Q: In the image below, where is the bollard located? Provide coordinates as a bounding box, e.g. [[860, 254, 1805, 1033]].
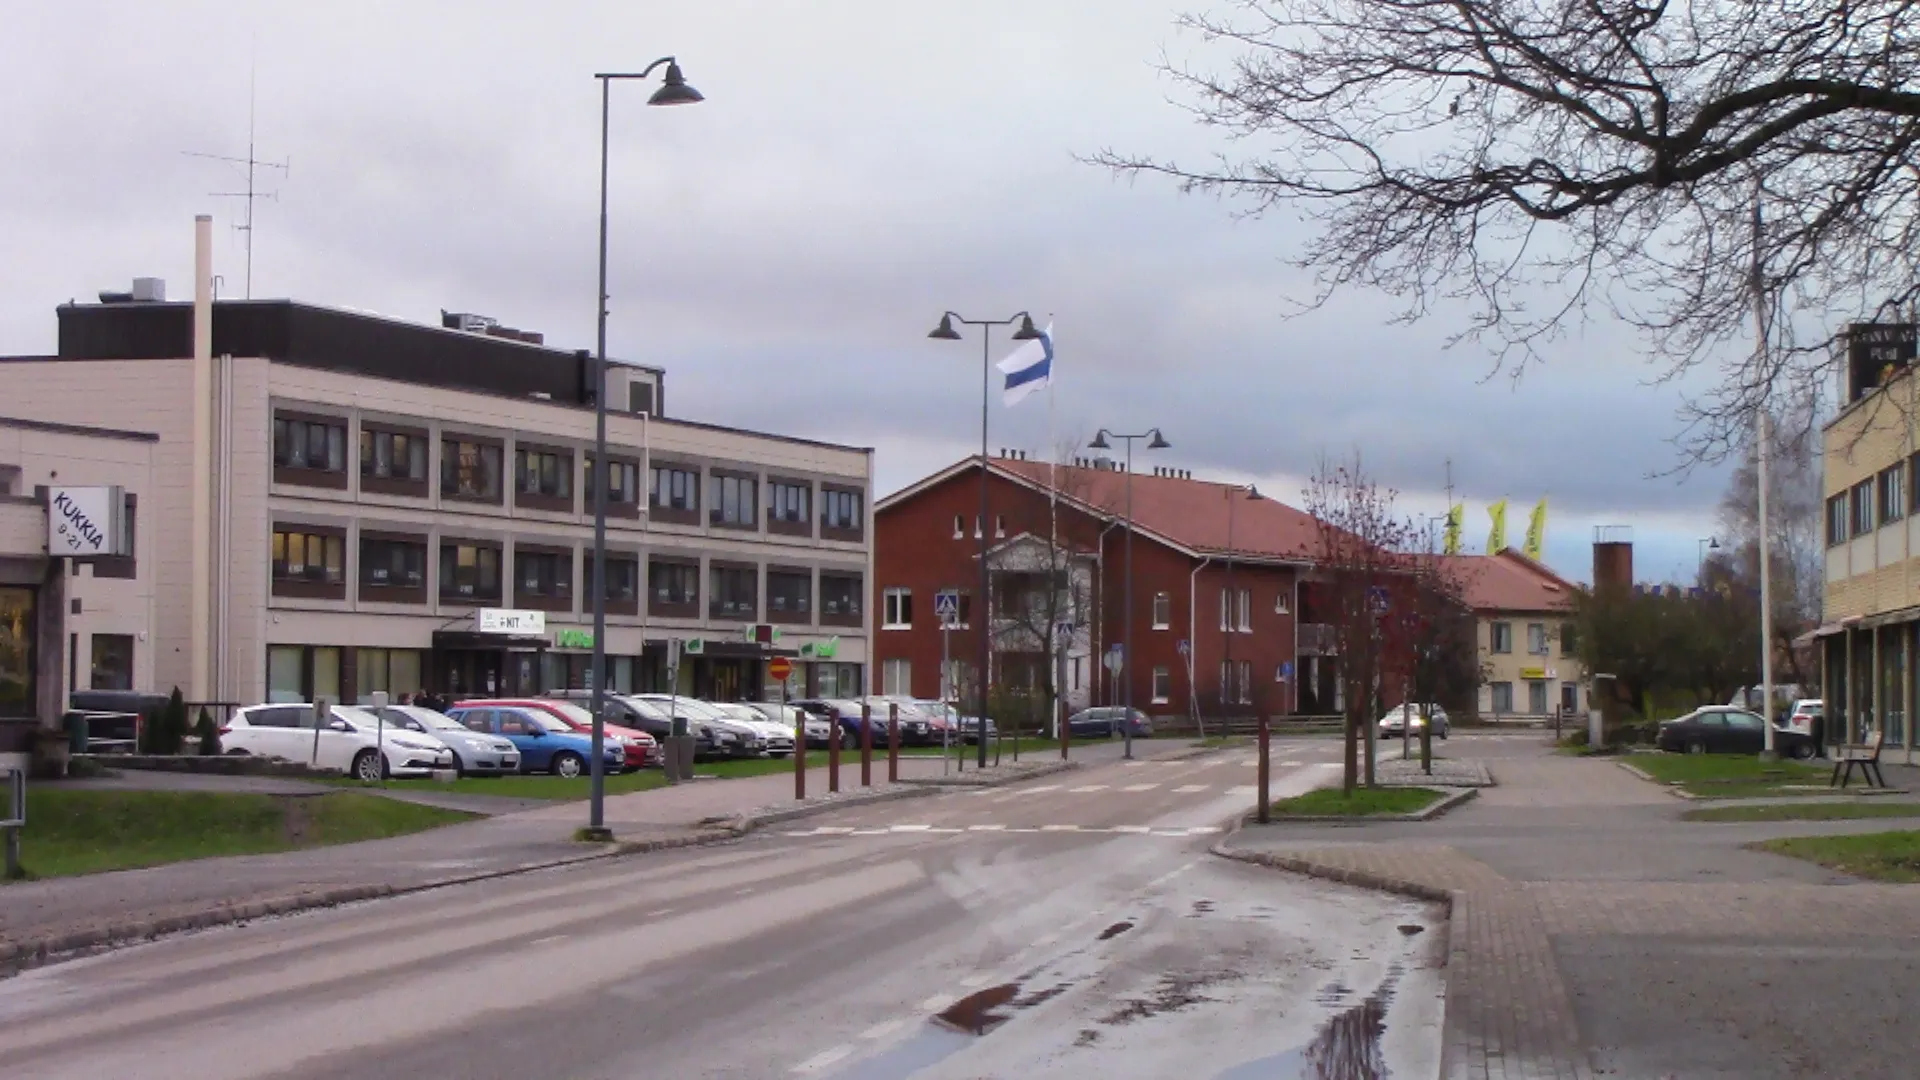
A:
[[1061, 706, 1071, 761], [792, 696, 806, 802], [1420, 718, 1433, 775], [860, 702, 874, 787], [1256, 714, 1271, 824], [829, 715, 842, 794], [888, 703, 900, 783]]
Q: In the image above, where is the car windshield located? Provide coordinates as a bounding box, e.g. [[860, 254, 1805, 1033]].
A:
[[644, 696, 724, 720], [542, 702, 597, 727], [713, 704, 762, 721], [401, 708, 465, 731], [525, 713, 573, 734], [331, 706, 389, 732]]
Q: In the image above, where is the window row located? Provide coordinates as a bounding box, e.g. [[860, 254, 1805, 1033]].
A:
[[1488, 680, 1553, 715], [1488, 621, 1573, 656], [1825, 457, 1920, 547], [273, 412, 864, 537]]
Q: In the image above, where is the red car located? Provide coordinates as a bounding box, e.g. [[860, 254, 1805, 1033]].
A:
[[457, 698, 662, 770]]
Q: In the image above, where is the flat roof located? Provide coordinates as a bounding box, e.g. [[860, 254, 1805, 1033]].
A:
[[0, 414, 158, 443]]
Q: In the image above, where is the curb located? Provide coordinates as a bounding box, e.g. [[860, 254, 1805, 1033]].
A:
[[0, 827, 743, 980], [1238, 786, 1479, 825], [1209, 843, 1457, 906]]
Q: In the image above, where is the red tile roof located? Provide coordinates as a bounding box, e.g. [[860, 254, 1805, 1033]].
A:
[[992, 457, 1322, 562], [1439, 549, 1579, 613]]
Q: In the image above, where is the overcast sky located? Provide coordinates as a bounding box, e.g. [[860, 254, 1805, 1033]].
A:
[[1, 0, 1748, 583]]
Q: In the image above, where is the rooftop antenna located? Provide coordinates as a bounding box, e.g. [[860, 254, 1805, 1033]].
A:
[[184, 64, 287, 299]]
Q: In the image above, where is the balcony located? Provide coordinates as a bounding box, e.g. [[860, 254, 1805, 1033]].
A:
[[1297, 623, 1338, 656]]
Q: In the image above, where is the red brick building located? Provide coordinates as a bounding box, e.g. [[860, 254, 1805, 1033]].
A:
[[874, 454, 1348, 726]]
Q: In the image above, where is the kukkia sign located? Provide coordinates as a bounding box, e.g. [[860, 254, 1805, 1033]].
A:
[[46, 486, 124, 558]]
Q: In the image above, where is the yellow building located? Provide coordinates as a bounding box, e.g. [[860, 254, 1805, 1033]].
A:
[[1442, 549, 1585, 720], [1816, 323, 1920, 758]]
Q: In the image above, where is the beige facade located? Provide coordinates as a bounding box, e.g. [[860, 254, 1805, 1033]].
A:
[[1475, 612, 1583, 720], [0, 353, 872, 708]]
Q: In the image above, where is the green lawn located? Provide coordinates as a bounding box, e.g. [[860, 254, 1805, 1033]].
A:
[[8, 790, 472, 881], [1631, 754, 1828, 785], [1686, 802, 1920, 823], [327, 754, 815, 800], [1754, 830, 1920, 882], [1267, 786, 1445, 817]]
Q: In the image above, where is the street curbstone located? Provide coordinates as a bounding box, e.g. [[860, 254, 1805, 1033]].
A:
[[1236, 786, 1479, 825]]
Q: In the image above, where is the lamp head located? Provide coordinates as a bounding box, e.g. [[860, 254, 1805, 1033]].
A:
[[927, 313, 962, 341], [647, 61, 704, 106], [1146, 429, 1171, 450], [1246, 484, 1263, 500], [1087, 431, 1112, 451], [1708, 537, 1721, 550], [1010, 314, 1042, 341]]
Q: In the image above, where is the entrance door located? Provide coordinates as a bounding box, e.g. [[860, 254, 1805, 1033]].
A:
[[1560, 682, 1578, 716], [709, 660, 744, 702]]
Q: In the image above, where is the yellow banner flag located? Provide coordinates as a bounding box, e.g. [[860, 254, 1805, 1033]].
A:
[[1487, 500, 1508, 552], [1524, 499, 1548, 560], [1444, 504, 1464, 555]]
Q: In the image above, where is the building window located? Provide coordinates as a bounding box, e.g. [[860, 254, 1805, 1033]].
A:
[[355, 647, 424, 704], [1238, 660, 1252, 704], [820, 574, 863, 622], [361, 537, 427, 590], [769, 480, 810, 524], [272, 527, 345, 585], [516, 550, 573, 599], [1827, 493, 1848, 548], [585, 457, 641, 507], [1561, 622, 1576, 656], [0, 587, 31, 717], [441, 438, 503, 501], [650, 561, 698, 606], [1491, 622, 1513, 654], [1490, 681, 1514, 713], [1151, 666, 1171, 704], [600, 557, 639, 602], [883, 658, 912, 696], [768, 570, 812, 618], [1528, 680, 1549, 715], [360, 428, 427, 482], [650, 465, 699, 511], [439, 542, 502, 602], [1527, 623, 1549, 656], [90, 633, 134, 691], [1852, 479, 1875, 537], [1152, 592, 1171, 629], [1275, 590, 1290, 615], [265, 644, 342, 705], [952, 515, 965, 539], [515, 448, 573, 500], [822, 489, 862, 532], [273, 415, 346, 473], [1881, 463, 1907, 525], [883, 587, 913, 629], [1236, 589, 1251, 632], [995, 515, 1006, 538], [711, 474, 758, 527], [710, 565, 758, 619]]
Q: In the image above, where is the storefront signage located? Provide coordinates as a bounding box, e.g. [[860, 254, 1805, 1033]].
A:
[[554, 629, 593, 649], [1520, 667, 1554, 681], [476, 608, 546, 635], [802, 636, 840, 660], [47, 486, 124, 558]]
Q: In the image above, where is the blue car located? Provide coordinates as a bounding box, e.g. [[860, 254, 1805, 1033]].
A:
[[447, 704, 624, 778]]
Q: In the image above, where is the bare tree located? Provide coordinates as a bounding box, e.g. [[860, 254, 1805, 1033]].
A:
[[988, 467, 1101, 738], [1303, 453, 1415, 792], [1717, 389, 1825, 689], [1095, 0, 1920, 459]]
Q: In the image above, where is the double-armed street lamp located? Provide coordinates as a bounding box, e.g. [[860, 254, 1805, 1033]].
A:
[[1088, 427, 1170, 759], [585, 58, 703, 841], [1223, 483, 1263, 713], [928, 312, 1044, 768]]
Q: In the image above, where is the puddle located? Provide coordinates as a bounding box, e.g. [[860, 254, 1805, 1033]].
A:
[[1099, 969, 1237, 1025], [1098, 920, 1135, 941], [1214, 964, 1402, 1079], [934, 983, 1019, 1034], [1396, 924, 1424, 936]]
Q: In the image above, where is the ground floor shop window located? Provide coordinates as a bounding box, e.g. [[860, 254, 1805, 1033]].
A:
[[267, 645, 342, 704], [813, 662, 863, 698], [356, 648, 425, 703], [1489, 681, 1513, 714], [541, 653, 633, 693], [1527, 680, 1548, 716], [90, 633, 134, 691], [0, 586, 33, 717]]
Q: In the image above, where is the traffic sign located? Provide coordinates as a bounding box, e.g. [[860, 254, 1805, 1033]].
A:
[[1103, 644, 1124, 675], [768, 656, 794, 682], [1176, 639, 1189, 657], [934, 591, 961, 622], [1279, 660, 1295, 683]]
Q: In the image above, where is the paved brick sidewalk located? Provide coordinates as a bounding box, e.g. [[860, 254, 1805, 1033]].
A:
[[1222, 747, 1920, 1080]]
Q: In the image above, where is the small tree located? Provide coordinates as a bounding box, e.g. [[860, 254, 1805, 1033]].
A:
[[142, 687, 188, 755], [193, 706, 221, 756]]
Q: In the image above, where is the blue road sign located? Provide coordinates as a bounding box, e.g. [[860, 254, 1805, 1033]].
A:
[[1279, 660, 1295, 682], [934, 591, 960, 621]]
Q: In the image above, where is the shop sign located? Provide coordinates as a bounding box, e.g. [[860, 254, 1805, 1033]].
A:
[[802, 636, 840, 659], [1520, 667, 1554, 681], [554, 629, 593, 649], [47, 486, 125, 558], [476, 608, 546, 635]]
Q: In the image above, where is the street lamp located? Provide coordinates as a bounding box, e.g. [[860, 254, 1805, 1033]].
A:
[[928, 311, 1043, 768], [1697, 536, 1720, 580], [1223, 484, 1262, 716], [1088, 427, 1170, 759], [587, 57, 703, 842]]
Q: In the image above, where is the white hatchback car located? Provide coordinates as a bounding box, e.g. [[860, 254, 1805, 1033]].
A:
[[226, 702, 455, 781]]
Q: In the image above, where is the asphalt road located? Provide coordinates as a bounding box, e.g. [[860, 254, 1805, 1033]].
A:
[[0, 741, 1446, 1080]]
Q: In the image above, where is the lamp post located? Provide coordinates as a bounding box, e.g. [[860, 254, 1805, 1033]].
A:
[[587, 58, 702, 841], [929, 311, 1043, 768], [1697, 536, 1720, 581], [1089, 428, 1170, 759], [1223, 484, 1262, 717]]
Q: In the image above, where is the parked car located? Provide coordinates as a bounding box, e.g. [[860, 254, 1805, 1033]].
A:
[[791, 698, 883, 745], [1781, 699, 1824, 741], [546, 691, 735, 760], [225, 702, 455, 781], [635, 695, 766, 757], [913, 700, 997, 744], [465, 698, 660, 769], [1057, 707, 1153, 740], [444, 704, 626, 777], [1656, 706, 1817, 758], [372, 704, 521, 775], [709, 702, 797, 756], [857, 696, 937, 745], [1377, 705, 1449, 739], [748, 702, 832, 747]]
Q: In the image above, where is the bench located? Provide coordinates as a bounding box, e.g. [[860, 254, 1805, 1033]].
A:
[[1830, 732, 1886, 789]]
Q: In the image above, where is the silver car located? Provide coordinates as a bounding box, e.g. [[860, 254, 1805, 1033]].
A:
[[635, 695, 766, 757], [374, 705, 522, 775]]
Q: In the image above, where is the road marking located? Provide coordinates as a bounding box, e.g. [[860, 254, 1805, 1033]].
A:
[[890, 824, 933, 832], [734, 886, 758, 896], [1122, 760, 1147, 767], [1240, 757, 1262, 767], [860, 1019, 906, 1041], [1006, 827, 1040, 833], [920, 994, 955, 1011], [1186, 825, 1223, 835], [1227, 785, 1259, 798], [1112, 824, 1151, 833], [793, 1046, 853, 1074], [1069, 784, 1109, 793], [960, 972, 994, 988], [1122, 783, 1159, 792], [528, 934, 568, 947], [815, 826, 855, 834], [1041, 824, 1082, 832], [1035, 931, 1061, 947], [967, 823, 1007, 831], [851, 828, 889, 835], [646, 907, 674, 917], [1143, 859, 1200, 891], [1173, 784, 1209, 793]]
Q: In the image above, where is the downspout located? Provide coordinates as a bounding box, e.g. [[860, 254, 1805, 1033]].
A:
[[1189, 553, 1214, 734], [1095, 518, 1122, 705]]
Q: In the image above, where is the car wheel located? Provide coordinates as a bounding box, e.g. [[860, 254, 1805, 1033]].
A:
[[225, 748, 250, 756], [351, 749, 383, 782], [448, 751, 467, 778], [1685, 740, 1706, 755], [1789, 741, 1815, 761], [551, 751, 585, 779]]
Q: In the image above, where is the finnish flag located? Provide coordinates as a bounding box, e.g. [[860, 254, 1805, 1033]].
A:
[[995, 322, 1054, 407]]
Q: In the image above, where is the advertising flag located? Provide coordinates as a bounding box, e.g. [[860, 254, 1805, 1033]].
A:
[[1487, 500, 1508, 553]]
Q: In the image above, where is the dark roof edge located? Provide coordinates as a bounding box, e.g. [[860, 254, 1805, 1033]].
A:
[[0, 413, 159, 443]]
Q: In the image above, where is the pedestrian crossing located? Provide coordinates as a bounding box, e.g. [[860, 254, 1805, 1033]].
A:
[[778, 823, 1226, 839]]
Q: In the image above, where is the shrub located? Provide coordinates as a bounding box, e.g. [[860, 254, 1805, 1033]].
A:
[[141, 687, 189, 755], [193, 707, 221, 756]]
